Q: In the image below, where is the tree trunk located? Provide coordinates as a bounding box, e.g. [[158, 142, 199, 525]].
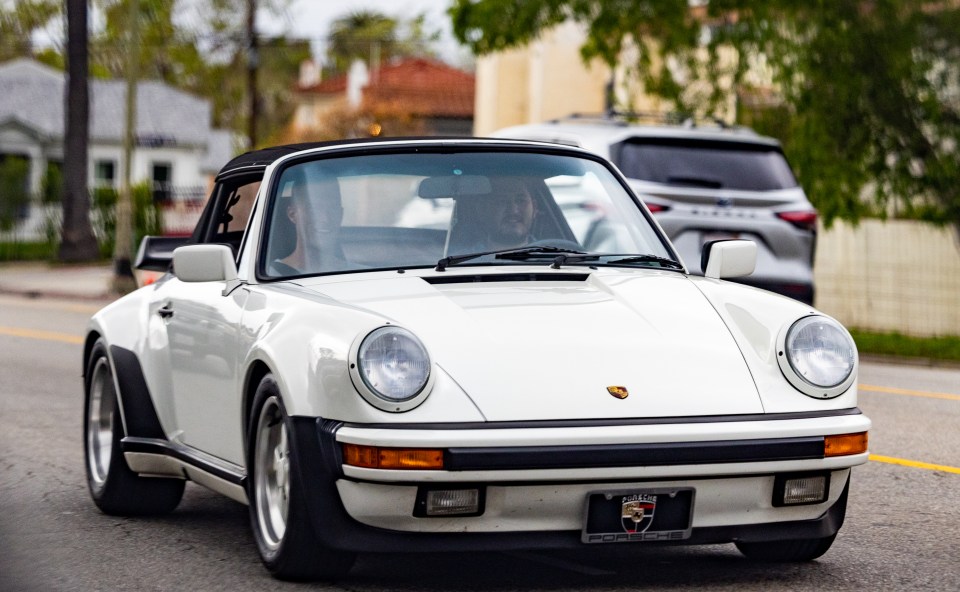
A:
[[59, 0, 99, 263], [111, 0, 139, 295]]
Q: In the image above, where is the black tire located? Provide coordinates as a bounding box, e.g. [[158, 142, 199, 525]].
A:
[[735, 534, 837, 562], [83, 339, 185, 515], [247, 374, 355, 581]]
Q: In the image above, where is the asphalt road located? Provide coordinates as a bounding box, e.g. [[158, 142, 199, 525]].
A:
[[1, 293, 958, 591]]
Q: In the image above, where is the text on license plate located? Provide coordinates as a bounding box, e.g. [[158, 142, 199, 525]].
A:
[[582, 487, 694, 544]]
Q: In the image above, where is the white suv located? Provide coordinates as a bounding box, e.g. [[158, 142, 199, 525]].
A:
[[491, 115, 818, 304]]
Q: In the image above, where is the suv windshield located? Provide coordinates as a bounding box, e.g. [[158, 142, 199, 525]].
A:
[[260, 149, 673, 278], [614, 139, 798, 191]]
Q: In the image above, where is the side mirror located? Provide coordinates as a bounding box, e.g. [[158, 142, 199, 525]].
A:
[[701, 239, 756, 279], [172, 245, 238, 283]]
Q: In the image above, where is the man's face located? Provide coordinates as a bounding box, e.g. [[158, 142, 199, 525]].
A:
[[488, 181, 535, 246], [288, 182, 343, 249]]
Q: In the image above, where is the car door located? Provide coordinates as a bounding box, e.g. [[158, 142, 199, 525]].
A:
[[146, 173, 261, 465]]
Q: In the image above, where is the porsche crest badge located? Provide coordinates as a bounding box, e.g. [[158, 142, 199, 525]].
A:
[[621, 494, 657, 533], [607, 386, 629, 399]]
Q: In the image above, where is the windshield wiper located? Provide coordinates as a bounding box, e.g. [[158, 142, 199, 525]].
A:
[[544, 252, 683, 270], [495, 246, 588, 260], [435, 246, 586, 271], [602, 254, 684, 269]]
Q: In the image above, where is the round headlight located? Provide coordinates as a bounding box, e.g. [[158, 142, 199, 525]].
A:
[[352, 326, 432, 412], [777, 316, 857, 399]]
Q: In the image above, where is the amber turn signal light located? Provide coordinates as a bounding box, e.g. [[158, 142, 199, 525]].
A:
[[342, 444, 444, 469], [824, 432, 868, 457]]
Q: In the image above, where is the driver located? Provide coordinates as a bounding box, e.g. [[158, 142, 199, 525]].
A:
[[482, 177, 538, 250]]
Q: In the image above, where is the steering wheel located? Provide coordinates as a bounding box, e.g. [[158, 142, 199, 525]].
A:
[[527, 238, 585, 252]]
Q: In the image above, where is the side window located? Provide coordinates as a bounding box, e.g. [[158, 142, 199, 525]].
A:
[[211, 178, 261, 256]]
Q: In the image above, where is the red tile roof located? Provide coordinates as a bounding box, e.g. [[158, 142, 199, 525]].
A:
[[299, 58, 474, 118], [304, 76, 347, 94]]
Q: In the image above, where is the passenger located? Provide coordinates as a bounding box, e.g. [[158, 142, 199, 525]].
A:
[[270, 176, 354, 275]]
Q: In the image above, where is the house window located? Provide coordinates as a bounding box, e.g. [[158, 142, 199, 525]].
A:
[[94, 160, 116, 188], [43, 160, 64, 204], [152, 162, 172, 203], [0, 153, 31, 222]]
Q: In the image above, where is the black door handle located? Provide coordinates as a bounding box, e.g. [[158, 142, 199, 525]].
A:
[[158, 304, 174, 319]]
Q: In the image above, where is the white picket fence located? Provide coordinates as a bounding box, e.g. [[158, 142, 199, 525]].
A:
[[814, 219, 960, 337]]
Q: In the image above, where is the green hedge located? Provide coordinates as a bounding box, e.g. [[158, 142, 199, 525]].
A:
[[92, 183, 163, 258], [0, 241, 58, 261], [0, 182, 163, 262], [851, 329, 960, 363]]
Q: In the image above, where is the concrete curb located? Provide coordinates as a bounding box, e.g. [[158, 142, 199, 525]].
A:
[[0, 262, 116, 302]]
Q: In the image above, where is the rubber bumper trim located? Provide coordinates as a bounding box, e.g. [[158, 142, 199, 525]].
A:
[[292, 417, 849, 554]]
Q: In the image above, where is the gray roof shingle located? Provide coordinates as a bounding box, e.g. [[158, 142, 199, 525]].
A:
[[0, 58, 213, 147]]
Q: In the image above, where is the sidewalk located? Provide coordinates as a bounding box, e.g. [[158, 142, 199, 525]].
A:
[[0, 261, 115, 301]]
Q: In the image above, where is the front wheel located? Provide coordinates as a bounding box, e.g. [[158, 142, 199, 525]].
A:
[[248, 374, 355, 581], [735, 534, 837, 562], [84, 339, 184, 515]]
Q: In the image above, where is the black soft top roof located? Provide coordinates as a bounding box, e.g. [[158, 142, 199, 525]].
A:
[[217, 136, 488, 177], [217, 140, 351, 176]]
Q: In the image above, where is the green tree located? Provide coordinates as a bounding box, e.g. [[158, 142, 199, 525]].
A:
[[91, 0, 304, 146], [450, 0, 960, 229], [0, 0, 60, 61], [327, 10, 440, 75], [92, 0, 210, 88]]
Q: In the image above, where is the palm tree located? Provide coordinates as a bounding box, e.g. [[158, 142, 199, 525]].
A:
[[327, 11, 400, 74], [60, 0, 99, 262]]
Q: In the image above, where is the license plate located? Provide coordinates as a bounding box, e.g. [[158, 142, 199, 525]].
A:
[[701, 231, 740, 246], [582, 488, 694, 544]]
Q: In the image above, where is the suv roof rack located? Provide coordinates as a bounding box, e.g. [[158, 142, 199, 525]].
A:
[[549, 110, 749, 132]]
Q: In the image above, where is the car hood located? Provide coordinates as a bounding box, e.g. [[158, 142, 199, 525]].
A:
[[296, 268, 763, 421]]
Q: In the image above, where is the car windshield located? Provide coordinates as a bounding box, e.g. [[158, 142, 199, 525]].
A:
[[614, 139, 798, 191], [261, 149, 674, 278]]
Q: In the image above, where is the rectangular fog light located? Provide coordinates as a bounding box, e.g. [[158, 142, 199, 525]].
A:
[[773, 472, 830, 506], [416, 488, 483, 517]]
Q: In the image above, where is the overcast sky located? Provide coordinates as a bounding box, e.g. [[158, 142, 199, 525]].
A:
[[260, 0, 471, 66]]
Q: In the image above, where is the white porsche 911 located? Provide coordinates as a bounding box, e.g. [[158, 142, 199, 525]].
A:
[[83, 138, 870, 580]]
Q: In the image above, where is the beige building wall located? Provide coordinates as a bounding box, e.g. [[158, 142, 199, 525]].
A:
[[815, 220, 960, 337], [474, 49, 530, 135], [474, 22, 609, 135], [473, 22, 747, 134]]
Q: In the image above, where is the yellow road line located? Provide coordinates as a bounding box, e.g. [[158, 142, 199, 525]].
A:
[[870, 454, 960, 474], [0, 326, 83, 345], [860, 384, 960, 401]]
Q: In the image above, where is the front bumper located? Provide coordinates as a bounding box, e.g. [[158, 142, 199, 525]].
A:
[[291, 411, 868, 553]]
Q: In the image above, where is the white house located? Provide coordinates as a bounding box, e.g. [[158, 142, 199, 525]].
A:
[[0, 58, 236, 238]]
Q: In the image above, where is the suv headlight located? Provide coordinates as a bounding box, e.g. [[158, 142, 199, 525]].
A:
[[777, 315, 857, 399], [350, 326, 433, 412]]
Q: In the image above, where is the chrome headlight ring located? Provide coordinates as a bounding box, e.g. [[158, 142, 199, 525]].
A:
[[349, 325, 434, 412], [776, 315, 858, 399]]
